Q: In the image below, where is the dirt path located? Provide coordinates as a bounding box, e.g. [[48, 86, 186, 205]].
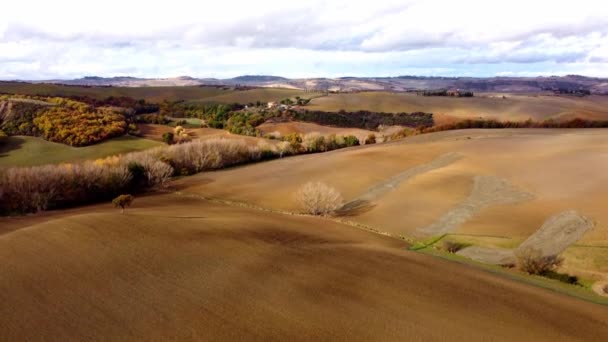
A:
[[457, 246, 517, 266], [517, 211, 594, 256], [418, 175, 534, 236], [592, 278, 608, 297], [338, 153, 462, 214]]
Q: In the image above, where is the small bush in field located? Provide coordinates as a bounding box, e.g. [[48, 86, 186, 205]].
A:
[[296, 182, 343, 216], [442, 240, 467, 253], [342, 135, 360, 147], [516, 247, 563, 275], [112, 194, 134, 214], [603, 284, 608, 294], [365, 133, 376, 144], [162, 132, 174, 145]]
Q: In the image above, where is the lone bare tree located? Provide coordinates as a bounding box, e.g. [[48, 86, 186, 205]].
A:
[[515, 247, 563, 275], [296, 181, 343, 216]]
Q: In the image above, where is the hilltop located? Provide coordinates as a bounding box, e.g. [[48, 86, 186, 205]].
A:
[[14, 75, 608, 94]]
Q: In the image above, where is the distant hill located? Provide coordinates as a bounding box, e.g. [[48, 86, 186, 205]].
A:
[[230, 75, 289, 83], [16, 75, 608, 94]]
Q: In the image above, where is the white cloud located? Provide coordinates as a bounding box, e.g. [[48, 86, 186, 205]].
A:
[[0, 0, 607, 78]]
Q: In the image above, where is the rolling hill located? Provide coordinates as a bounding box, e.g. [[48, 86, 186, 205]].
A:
[[175, 129, 608, 281], [307, 92, 608, 123], [11, 75, 608, 94], [0, 135, 162, 167], [1, 194, 607, 340]]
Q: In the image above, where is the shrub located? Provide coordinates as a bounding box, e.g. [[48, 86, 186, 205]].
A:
[[442, 240, 467, 253], [174, 126, 185, 135], [122, 152, 173, 188], [162, 132, 174, 145], [365, 133, 376, 144], [284, 132, 303, 152], [112, 194, 134, 214], [296, 181, 343, 216], [276, 141, 292, 158], [543, 271, 579, 285], [603, 284, 608, 294], [303, 133, 327, 153], [160, 138, 260, 174], [343, 135, 360, 147], [516, 247, 563, 275], [127, 123, 140, 136]]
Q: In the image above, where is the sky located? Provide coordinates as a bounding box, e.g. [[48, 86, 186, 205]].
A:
[[1, 0, 607, 79]]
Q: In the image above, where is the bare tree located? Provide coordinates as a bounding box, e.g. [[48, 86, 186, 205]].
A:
[[516, 247, 563, 275], [296, 181, 343, 216]]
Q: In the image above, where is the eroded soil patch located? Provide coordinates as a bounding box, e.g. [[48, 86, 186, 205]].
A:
[[418, 176, 534, 236]]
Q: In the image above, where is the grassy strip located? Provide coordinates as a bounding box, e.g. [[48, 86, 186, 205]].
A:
[[409, 234, 447, 251], [418, 247, 608, 306]]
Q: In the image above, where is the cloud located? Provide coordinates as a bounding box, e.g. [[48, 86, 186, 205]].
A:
[[0, 0, 607, 79]]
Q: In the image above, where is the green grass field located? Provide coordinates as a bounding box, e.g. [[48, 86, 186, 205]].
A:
[[0, 135, 162, 167]]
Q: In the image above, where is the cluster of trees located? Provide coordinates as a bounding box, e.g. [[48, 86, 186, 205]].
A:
[[1, 96, 133, 146], [0, 131, 368, 215], [416, 90, 474, 97], [63, 95, 159, 114], [421, 118, 608, 134], [34, 105, 126, 146], [280, 132, 361, 154], [552, 88, 591, 96], [135, 113, 169, 125], [278, 97, 311, 106], [292, 110, 434, 130], [294, 96, 311, 106], [158, 101, 243, 129], [0, 138, 267, 214], [1, 162, 133, 213], [0, 101, 48, 136], [225, 111, 265, 136]]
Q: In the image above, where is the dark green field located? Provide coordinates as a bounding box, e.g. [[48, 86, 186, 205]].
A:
[[0, 82, 306, 104]]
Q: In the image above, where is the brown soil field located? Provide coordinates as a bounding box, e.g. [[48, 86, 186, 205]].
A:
[[179, 129, 608, 279], [2, 194, 608, 340], [190, 88, 309, 104], [257, 121, 377, 141], [308, 92, 608, 123], [137, 124, 276, 146]]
